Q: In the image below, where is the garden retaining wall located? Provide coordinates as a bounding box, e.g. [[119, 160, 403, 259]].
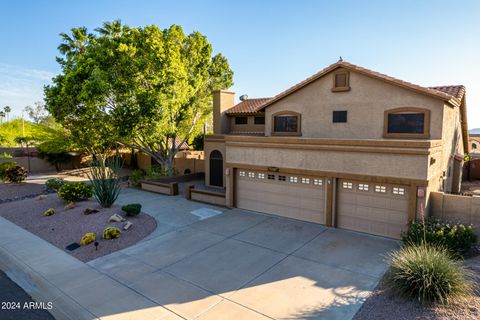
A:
[[430, 191, 480, 237]]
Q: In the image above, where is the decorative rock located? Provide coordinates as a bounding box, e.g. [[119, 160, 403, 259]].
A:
[[36, 194, 48, 200], [64, 202, 75, 210], [84, 208, 100, 215], [103, 227, 121, 240], [108, 213, 125, 222], [79, 233, 96, 246], [43, 208, 55, 216], [123, 221, 133, 230]]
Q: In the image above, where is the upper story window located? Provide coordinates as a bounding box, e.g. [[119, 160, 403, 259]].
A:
[[254, 116, 265, 125], [332, 71, 350, 92], [473, 143, 477, 150], [384, 107, 430, 139], [333, 111, 347, 123], [272, 111, 301, 136], [235, 116, 248, 125]]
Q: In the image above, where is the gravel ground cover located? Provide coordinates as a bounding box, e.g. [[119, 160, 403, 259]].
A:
[[354, 254, 480, 320], [0, 195, 157, 262], [0, 182, 51, 203]]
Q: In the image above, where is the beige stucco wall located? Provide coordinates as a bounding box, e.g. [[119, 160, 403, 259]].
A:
[[229, 116, 265, 134], [264, 69, 445, 139], [204, 138, 226, 187], [225, 144, 429, 180]]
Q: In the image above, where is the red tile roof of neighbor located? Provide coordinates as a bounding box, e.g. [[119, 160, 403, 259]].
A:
[[224, 60, 466, 115]]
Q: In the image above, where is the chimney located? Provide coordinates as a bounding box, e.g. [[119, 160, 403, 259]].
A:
[[212, 90, 235, 134]]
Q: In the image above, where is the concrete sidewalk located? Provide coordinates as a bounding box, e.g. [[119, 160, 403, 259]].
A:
[[0, 187, 398, 320]]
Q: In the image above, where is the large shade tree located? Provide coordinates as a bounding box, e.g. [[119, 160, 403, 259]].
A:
[[45, 21, 233, 172]]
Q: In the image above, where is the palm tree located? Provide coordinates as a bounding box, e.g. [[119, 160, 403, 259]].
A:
[[58, 27, 91, 58], [4, 106, 11, 122], [95, 20, 123, 38]]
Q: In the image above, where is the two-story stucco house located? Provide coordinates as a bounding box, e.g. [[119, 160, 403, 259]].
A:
[[203, 60, 469, 239]]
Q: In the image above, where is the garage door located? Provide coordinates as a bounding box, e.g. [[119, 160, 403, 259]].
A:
[[336, 179, 409, 239], [236, 170, 325, 224]]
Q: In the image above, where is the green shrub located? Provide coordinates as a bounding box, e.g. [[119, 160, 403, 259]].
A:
[[145, 165, 176, 179], [0, 152, 13, 158], [43, 208, 55, 216], [102, 227, 121, 240], [402, 217, 477, 257], [128, 169, 145, 187], [121, 203, 142, 216], [79, 233, 96, 246], [45, 178, 67, 191], [0, 161, 16, 180], [385, 243, 472, 304], [4, 165, 27, 183], [88, 157, 122, 208], [58, 182, 93, 202]]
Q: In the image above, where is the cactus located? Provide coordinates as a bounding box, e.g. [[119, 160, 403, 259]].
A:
[[80, 233, 96, 246], [102, 227, 121, 240], [43, 208, 55, 216]]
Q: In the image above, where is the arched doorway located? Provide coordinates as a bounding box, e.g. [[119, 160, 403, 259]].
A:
[[209, 150, 223, 187]]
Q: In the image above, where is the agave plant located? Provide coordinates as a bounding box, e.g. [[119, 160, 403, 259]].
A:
[[88, 156, 122, 208]]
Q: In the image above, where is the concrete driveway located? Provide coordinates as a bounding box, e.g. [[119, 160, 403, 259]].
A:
[[86, 188, 399, 320]]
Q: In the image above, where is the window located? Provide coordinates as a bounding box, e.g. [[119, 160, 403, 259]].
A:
[[267, 174, 275, 180], [342, 181, 353, 189], [393, 187, 405, 195], [358, 183, 369, 191], [254, 117, 265, 125], [301, 177, 310, 184], [289, 176, 298, 183], [332, 71, 350, 92], [235, 116, 248, 125], [258, 173, 265, 179], [473, 143, 477, 150], [273, 115, 299, 133], [333, 111, 347, 123], [384, 108, 430, 138], [278, 175, 286, 181], [313, 179, 323, 186], [248, 172, 255, 178], [239, 171, 246, 177], [375, 185, 387, 193]]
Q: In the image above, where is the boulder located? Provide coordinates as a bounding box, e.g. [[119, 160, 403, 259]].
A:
[[108, 213, 125, 222], [123, 221, 133, 230], [84, 208, 100, 215], [43, 208, 55, 216], [64, 202, 75, 210], [36, 194, 48, 200]]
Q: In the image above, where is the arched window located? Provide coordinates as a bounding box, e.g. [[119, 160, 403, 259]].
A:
[[209, 150, 223, 187], [473, 143, 477, 150]]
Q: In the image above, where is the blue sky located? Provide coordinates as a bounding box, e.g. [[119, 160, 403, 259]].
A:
[[1, 0, 479, 128]]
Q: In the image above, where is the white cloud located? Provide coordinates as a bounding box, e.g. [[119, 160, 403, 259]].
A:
[[0, 63, 55, 116]]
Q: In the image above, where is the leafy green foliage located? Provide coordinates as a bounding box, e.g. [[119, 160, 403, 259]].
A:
[[3, 165, 27, 183], [0, 161, 16, 180], [402, 217, 477, 257], [190, 133, 204, 151], [45, 178, 67, 191], [58, 182, 93, 202], [102, 227, 121, 240], [385, 243, 472, 304], [45, 21, 233, 171], [0, 152, 12, 158], [87, 157, 122, 208], [145, 165, 174, 179], [121, 203, 142, 216], [128, 169, 145, 187]]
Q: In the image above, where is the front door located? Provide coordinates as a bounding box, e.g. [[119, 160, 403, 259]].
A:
[[209, 150, 223, 187]]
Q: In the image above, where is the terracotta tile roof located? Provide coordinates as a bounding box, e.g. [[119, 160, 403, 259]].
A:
[[225, 98, 271, 115], [257, 60, 463, 110], [428, 85, 465, 101]]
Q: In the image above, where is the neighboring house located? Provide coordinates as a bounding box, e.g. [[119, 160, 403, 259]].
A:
[[204, 60, 469, 239], [469, 133, 480, 158]]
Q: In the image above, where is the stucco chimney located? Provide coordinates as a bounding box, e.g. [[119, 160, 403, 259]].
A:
[[212, 90, 234, 134]]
